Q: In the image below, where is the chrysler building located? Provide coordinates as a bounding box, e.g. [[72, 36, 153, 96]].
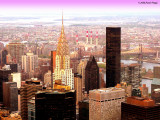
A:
[[53, 13, 74, 89]]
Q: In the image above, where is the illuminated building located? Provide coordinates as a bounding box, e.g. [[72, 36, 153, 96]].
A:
[[53, 14, 74, 89], [89, 88, 125, 120], [121, 97, 160, 120], [3, 82, 18, 111], [22, 52, 38, 78], [0, 65, 12, 102], [7, 43, 24, 64], [85, 56, 99, 94], [35, 89, 76, 120], [9, 73, 21, 88], [20, 79, 42, 120], [106, 27, 121, 87]]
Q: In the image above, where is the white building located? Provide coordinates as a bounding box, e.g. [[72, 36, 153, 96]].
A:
[[22, 52, 38, 74], [10, 73, 21, 88]]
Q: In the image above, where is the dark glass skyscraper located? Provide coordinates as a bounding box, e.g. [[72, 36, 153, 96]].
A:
[[35, 90, 76, 120], [106, 27, 121, 87], [85, 56, 99, 94]]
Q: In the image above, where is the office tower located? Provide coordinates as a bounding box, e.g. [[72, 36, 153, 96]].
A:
[[121, 97, 160, 120], [96, 31, 98, 46], [20, 79, 42, 120], [53, 14, 74, 89], [127, 64, 141, 88], [77, 59, 88, 90], [79, 100, 89, 120], [1, 49, 8, 64], [89, 88, 125, 120], [9, 73, 21, 88], [22, 52, 38, 78], [74, 74, 83, 105], [121, 63, 141, 89], [35, 90, 76, 120], [7, 43, 24, 64], [0, 65, 12, 102], [85, 56, 99, 94], [3, 82, 18, 111], [28, 97, 35, 120], [106, 27, 121, 87]]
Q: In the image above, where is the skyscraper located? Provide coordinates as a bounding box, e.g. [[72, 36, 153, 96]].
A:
[[22, 52, 38, 78], [20, 79, 42, 120], [0, 65, 12, 102], [53, 14, 74, 89], [35, 89, 76, 120], [85, 56, 99, 94], [3, 82, 18, 111], [106, 27, 121, 87], [7, 43, 24, 64]]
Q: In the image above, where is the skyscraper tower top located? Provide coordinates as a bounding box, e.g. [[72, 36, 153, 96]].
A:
[[56, 12, 69, 56]]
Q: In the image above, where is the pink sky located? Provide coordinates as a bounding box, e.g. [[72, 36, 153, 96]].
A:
[[0, 0, 159, 14]]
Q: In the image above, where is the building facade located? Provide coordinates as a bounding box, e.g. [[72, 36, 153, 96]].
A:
[[7, 43, 24, 64], [22, 52, 38, 78], [20, 79, 42, 120], [106, 27, 121, 87], [89, 88, 125, 120], [35, 90, 76, 120], [3, 82, 18, 111], [53, 15, 74, 89], [0, 65, 12, 102], [85, 56, 99, 94]]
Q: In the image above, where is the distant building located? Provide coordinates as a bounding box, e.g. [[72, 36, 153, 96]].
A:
[[121, 63, 141, 89], [106, 27, 121, 87], [7, 43, 24, 64], [22, 52, 38, 78], [9, 73, 21, 89], [3, 82, 18, 111], [85, 56, 99, 94], [153, 66, 160, 79], [77, 59, 88, 90], [1, 49, 8, 65], [35, 89, 76, 120], [121, 97, 160, 120], [44, 70, 51, 87], [89, 88, 125, 120], [0, 65, 12, 102], [20, 79, 42, 120]]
